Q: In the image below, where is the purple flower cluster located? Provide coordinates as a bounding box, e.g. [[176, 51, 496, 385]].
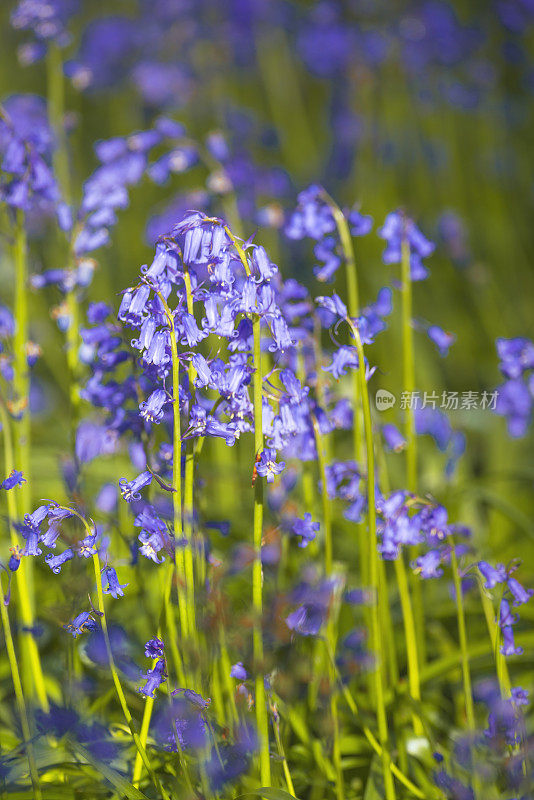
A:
[[0, 94, 62, 218], [494, 337, 534, 437], [286, 184, 372, 282]]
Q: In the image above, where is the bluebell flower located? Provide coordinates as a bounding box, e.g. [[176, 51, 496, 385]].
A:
[[496, 337, 534, 379], [8, 546, 22, 572], [323, 346, 359, 379], [230, 662, 248, 680], [77, 533, 97, 558], [501, 626, 523, 657], [153, 697, 206, 751], [139, 658, 167, 698], [256, 448, 285, 483], [139, 388, 169, 424], [206, 724, 255, 790], [382, 424, 406, 452], [102, 567, 128, 598], [1, 469, 25, 490], [291, 513, 319, 548], [494, 378, 532, 438], [507, 577, 533, 607], [478, 561, 507, 589], [145, 637, 164, 659], [378, 210, 435, 281], [348, 208, 373, 236], [119, 470, 153, 502], [413, 549, 444, 579], [427, 325, 456, 356], [45, 548, 74, 574], [66, 611, 99, 638]]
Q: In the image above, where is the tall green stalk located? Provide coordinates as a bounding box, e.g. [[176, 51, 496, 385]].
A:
[[0, 398, 48, 710], [400, 238, 426, 672], [46, 44, 80, 435], [182, 268, 198, 636], [0, 571, 41, 799], [91, 551, 171, 800], [350, 321, 396, 800], [323, 193, 368, 585], [154, 288, 194, 643], [449, 540, 475, 730], [12, 211, 30, 514], [312, 416, 344, 800], [225, 228, 271, 787]]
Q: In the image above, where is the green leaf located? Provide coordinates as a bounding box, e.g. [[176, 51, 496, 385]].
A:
[[69, 743, 149, 800], [235, 787, 302, 800]]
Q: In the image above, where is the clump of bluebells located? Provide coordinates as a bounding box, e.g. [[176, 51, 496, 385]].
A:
[[0, 22, 533, 792]]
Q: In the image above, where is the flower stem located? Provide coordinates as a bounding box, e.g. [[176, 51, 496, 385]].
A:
[[12, 211, 30, 514], [153, 288, 192, 645], [0, 571, 41, 799], [182, 267, 198, 638], [312, 417, 344, 800], [46, 44, 80, 438], [350, 321, 396, 800], [449, 540, 475, 730], [91, 552, 171, 800], [225, 227, 271, 787], [401, 237, 426, 669], [0, 398, 48, 710]]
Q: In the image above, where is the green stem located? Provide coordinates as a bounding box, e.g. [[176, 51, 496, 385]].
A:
[[401, 238, 426, 668], [46, 44, 80, 437], [225, 228, 271, 787], [133, 564, 185, 788], [12, 211, 30, 514], [153, 289, 190, 644], [327, 644, 428, 800], [350, 322, 396, 800], [312, 418, 343, 800], [272, 713, 296, 797], [0, 572, 41, 799], [478, 582, 511, 698], [182, 268, 198, 640], [312, 416, 332, 575], [375, 444, 423, 739], [449, 540, 475, 730], [91, 552, 170, 800], [323, 193, 367, 580], [0, 399, 48, 710]]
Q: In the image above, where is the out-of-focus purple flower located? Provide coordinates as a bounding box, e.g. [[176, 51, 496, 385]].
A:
[[291, 513, 319, 548], [382, 424, 406, 452], [427, 325, 456, 356], [378, 210, 435, 281]]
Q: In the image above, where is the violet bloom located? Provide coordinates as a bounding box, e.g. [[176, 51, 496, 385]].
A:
[[119, 470, 152, 502], [102, 567, 128, 598], [139, 388, 169, 424], [145, 637, 164, 659], [230, 662, 248, 680], [427, 325, 456, 356], [413, 549, 444, 578], [139, 658, 167, 698], [1, 469, 25, 490], [507, 577, 533, 607], [378, 210, 435, 281], [65, 611, 99, 638], [501, 626, 523, 657], [382, 424, 406, 452], [291, 513, 319, 548], [256, 449, 285, 483], [45, 548, 74, 574], [478, 561, 507, 589], [323, 346, 359, 379]]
